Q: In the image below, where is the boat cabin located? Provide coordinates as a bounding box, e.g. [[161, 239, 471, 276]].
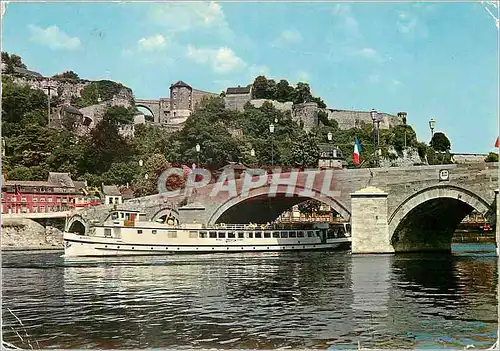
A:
[[105, 210, 147, 226]]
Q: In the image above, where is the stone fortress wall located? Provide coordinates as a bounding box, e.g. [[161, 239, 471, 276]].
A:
[[10, 72, 403, 136]]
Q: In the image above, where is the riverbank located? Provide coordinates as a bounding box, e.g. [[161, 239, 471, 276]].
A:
[[1, 218, 63, 251]]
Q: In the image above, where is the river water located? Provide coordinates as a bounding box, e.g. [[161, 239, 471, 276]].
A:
[[1, 244, 498, 349]]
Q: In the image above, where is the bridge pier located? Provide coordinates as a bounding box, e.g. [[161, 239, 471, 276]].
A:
[[350, 187, 394, 254]]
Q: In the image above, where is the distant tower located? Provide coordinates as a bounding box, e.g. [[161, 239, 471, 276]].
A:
[[169, 81, 193, 123]]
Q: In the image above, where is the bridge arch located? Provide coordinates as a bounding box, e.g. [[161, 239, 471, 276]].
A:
[[388, 185, 494, 252], [66, 215, 87, 234], [207, 185, 351, 225], [136, 104, 156, 122]]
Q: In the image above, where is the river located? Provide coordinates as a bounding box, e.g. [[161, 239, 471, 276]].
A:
[[1, 243, 498, 349]]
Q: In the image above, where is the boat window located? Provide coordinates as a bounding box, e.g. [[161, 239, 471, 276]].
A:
[[104, 228, 112, 237], [209, 232, 217, 238], [218, 232, 226, 238], [152, 230, 157, 235], [289, 231, 297, 238], [137, 229, 143, 234], [280, 232, 289, 238], [228, 232, 235, 238], [199, 231, 207, 238], [237, 232, 244, 238], [248, 232, 253, 239], [264, 232, 271, 238], [308, 231, 314, 237], [111, 212, 118, 220], [167, 231, 177, 238], [297, 231, 305, 238], [255, 232, 262, 238], [125, 213, 130, 220], [120, 213, 124, 218], [189, 231, 198, 238], [272, 232, 280, 238]]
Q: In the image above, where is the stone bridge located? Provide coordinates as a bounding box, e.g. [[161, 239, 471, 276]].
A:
[[135, 99, 161, 123], [67, 163, 499, 254]]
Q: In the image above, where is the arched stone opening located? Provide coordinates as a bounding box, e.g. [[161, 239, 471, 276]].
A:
[[136, 105, 155, 122], [389, 186, 493, 253], [151, 207, 180, 224], [67, 219, 86, 235], [208, 187, 350, 225]]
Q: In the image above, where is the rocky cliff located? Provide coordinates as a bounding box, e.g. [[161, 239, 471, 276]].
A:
[[1, 218, 63, 250]]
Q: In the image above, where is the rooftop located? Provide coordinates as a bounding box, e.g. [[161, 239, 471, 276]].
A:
[[226, 86, 251, 95], [170, 80, 192, 89], [61, 104, 83, 115], [102, 184, 121, 196]]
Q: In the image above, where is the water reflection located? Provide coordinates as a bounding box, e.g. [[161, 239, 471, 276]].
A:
[[1, 245, 497, 349]]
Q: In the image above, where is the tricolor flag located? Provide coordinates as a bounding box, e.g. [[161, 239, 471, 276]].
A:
[[353, 137, 362, 165], [495, 136, 499, 148]]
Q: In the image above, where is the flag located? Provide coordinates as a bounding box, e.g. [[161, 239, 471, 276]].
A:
[[353, 137, 362, 165], [181, 165, 191, 177], [495, 136, 499, 148]]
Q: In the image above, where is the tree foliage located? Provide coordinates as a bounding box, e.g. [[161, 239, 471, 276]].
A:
[[485, 152, 498, 163], [250, 76, 326, 108], [53, 70, 80, 80], [430, 132, 451, 152]]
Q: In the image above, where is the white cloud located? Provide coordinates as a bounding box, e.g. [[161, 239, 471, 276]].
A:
[[186, 45, 246, 73], [332, 4, 359, 33], [248, 64, 269, 78], [296, 70, 311, 83], [272, 29, 303, 47], [356, 47, 383, 62], [150, 2, 230, 34], [368, 73, 381, 84], [397, 11, 418, 34], [138, 34, 167, 51], [28, 24, 81, 50], [392, 80, 402, 86], [121, 48, 134, 57]]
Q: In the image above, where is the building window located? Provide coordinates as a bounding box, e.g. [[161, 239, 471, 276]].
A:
[[108, 198, 113, 204], [33, 198, 38, 202], [40, 198, 46, 202], [40, 206, 45, 212], [56, 198, 61, 202], [21, 197, 27, 202], [48, 198, 53, 202]]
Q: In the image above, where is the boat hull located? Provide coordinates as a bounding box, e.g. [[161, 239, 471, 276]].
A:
[[63, 233, 351, 257]]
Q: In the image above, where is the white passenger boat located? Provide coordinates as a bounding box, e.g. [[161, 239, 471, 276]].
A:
[[63, 209, 352, 257]]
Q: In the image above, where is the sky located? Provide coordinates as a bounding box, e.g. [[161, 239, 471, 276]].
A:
[[1, 1, 498, 153]]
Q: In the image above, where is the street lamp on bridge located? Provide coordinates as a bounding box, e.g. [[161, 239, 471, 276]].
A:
[[269, 123, 275, 167], [429, 118, 436, 140], [195, 143, 201, 167]]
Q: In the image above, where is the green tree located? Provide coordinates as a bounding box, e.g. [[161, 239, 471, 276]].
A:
[[104, 106, 134, 125], [485, 152, 499, 162], [298, 199, 322, 216], [53, 70, 80, 80], [252, 76, 268, 99], [275, 79, 294, 102], [430, 132, 451, 152]]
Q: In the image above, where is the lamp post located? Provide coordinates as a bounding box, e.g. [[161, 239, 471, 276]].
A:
[[370, 109, 378, 167], [269, 123, 275, 166], [195, 143, 201, 167], [429, 118, 436, 140], [327, 132, 333, 168]]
